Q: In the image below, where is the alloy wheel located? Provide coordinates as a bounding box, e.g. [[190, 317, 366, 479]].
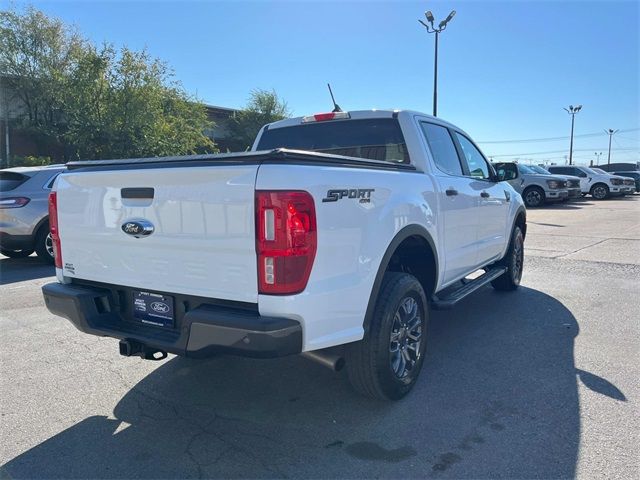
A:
[[389, 297, 423, 379], [525, 190, 543, 207], [511, 233, 524, 284], [45, 233, 54, 259], [593, 186, 607, 200]]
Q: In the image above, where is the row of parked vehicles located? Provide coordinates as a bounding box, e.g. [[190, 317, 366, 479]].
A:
[[1, 157, 639, 265], [494, 162, 639, 208]]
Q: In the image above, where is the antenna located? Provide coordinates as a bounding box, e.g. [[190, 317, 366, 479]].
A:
[[327, 83, 342, 112]]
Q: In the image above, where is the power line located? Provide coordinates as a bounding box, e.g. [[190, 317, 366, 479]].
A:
[[476, 127, 639, 144], [489, 147, 638, 157]]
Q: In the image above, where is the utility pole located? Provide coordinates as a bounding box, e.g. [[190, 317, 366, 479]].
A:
[[605, 129, 618, 167], [419, 9, 456, 117], [563, 105, 582, 165]]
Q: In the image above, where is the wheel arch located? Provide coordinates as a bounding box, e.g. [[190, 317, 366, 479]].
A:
[[363, 224, 438, 334]]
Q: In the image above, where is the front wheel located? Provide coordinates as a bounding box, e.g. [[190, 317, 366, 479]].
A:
[[491, 225, 524, 291], [523, 187, 545, 208], [590, 183, 609, 200], [345, 272, 428, 400]]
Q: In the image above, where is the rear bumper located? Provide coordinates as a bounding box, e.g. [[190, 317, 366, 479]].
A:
[[41, 282, 302, 358]]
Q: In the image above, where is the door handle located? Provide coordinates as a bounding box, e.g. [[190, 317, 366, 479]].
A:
[[480, 191, 490, 198], [445, 188, 458, 196]]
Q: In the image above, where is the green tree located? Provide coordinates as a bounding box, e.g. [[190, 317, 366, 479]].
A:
[[0, 6, 85, 158], [1, 6, 216, 162], [227, 89, 290, 151]]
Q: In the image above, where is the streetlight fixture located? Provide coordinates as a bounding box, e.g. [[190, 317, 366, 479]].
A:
[[605, 129, 619, 167], [594, 151, 602, 165], [419, 9, 456, 117], [563, 104, 582, 165]]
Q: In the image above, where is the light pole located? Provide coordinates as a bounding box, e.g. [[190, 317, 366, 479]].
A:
[[419, 9, 456, 117], [563, 105, 582, 165], [605, 129, 618, 167], [594, 151, 602, 165]]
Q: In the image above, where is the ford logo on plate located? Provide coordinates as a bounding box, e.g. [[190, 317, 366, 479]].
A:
[[150, 301, 170, 314], [121, 219, 154, 238]]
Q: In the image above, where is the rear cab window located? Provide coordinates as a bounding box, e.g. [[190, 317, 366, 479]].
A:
[[0, 172, 31, 192], [256, 118, 410, 164]]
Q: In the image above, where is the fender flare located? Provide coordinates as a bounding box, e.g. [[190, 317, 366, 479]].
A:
[[362, 224, 438, 334], [514, 205, 527, 238]]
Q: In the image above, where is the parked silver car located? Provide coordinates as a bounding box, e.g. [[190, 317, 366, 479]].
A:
[[494, 162, 569, 207], [526, 165, 582, 199], [0, 165, 65, 262]]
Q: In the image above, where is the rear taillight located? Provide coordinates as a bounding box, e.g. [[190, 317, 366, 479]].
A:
[[0, 197, 30, 208], [48, 192, 62, 269], [256, 191, 317, 295]]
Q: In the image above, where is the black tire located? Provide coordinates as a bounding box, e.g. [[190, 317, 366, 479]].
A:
[[345, 272, 428, 400], [522, 186, 545, 208], [0, 248, 34, 258], [34, 223, 55, 264], [491, 225, 524, 291], [590, 183, 609, 200]]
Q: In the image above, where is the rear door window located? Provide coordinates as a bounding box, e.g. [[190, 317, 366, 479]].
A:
[[0, 172, 30, 192], [420, 122, 463, 176], [256, 118, 410, 163]]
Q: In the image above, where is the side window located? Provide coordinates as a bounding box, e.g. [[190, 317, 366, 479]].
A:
[[45, 174, 60, 189], [454, 132, 490, 180], [420, 122, 464, 176], [572, 168, 587, 177]]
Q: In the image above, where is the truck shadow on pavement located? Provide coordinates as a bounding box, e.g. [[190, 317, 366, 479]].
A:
[[3, 287, 626, 479], [0, 256, 54, 285]]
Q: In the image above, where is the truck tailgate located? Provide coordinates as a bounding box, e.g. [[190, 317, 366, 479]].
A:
[[55, 165, 258, 303]]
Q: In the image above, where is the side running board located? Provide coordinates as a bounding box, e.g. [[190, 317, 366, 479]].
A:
[[431, 266, 508, 310]]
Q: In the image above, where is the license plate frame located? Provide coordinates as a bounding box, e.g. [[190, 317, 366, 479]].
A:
[[132, 290, 175, 328]]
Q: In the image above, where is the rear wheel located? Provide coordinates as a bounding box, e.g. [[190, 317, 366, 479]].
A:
[[590, 183, 609, 200], [345, 272, 428, 400], [0, 249, 34, 258], [34, 223, 55, 264], [491, 225, 524, 291], [523, 186, 545, 208]]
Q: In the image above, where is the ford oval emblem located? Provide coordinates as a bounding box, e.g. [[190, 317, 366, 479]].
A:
[[121, 219, 154, 238], [150, 301, 170, 314]]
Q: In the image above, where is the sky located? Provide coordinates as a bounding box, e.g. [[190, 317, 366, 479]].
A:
[[6, 0, 639, 166]]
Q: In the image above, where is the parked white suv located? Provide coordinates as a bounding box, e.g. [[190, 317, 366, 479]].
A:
[[42, 110, 526, 400], [548, 165, 623, 199]]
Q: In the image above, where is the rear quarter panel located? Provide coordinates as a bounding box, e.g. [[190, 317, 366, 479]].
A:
[[256, 163, 439, 351]]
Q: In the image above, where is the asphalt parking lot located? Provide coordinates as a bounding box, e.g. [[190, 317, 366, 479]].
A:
[[1, 196, 638, 479]]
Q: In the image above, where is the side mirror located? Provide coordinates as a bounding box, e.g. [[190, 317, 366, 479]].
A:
[[495, 163, 519, 182]]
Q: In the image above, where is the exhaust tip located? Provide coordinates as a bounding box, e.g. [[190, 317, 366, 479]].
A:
[[302, 350, 345, 372]]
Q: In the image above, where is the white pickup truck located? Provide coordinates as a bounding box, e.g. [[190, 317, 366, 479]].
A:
[[42, 110, 526, 400]]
